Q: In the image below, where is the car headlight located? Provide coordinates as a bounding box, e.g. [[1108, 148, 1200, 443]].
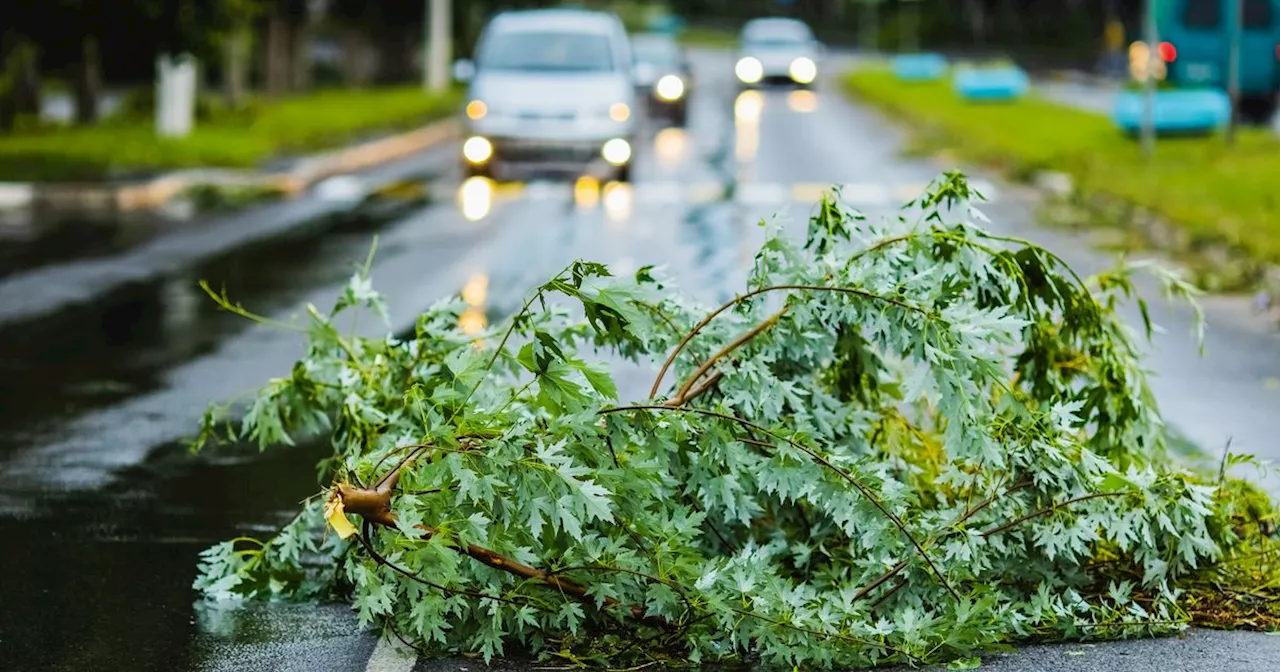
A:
[[789, 57, 817, 84], [462, 136, 492, 164], [735, 57, 763, 84], [609, 102, 631, 122], [655, 75, 685, 101], [465, 99, 487, 120]]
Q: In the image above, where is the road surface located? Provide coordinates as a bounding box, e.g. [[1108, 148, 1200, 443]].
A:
[[2, 50, 1279, 672]]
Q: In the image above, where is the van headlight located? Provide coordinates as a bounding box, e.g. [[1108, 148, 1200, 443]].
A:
[[462, 136, 492, 164], [735, 57, 763, 84], [601, 138, 631, 166], [789, 57, 817, 84], [655, 75, 685, 101]]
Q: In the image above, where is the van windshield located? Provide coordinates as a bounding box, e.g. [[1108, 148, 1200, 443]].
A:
[[479, 30, 616, 72], [742, 20, 812, 48], [1182, 0, 1274, 29]]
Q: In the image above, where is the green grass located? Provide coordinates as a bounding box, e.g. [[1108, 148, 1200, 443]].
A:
[[0, 86, 461, 182], [678, 26, 738, 49], [843, 68, 1280, 266]]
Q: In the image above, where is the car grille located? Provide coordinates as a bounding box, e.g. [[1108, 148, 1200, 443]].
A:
[[515, 109, 578, 122], [494, 141, 599, 164]]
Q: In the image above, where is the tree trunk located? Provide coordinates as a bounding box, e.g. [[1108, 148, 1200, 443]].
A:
[[265, 8, 290, 96], [341, 29, 377, 87], [73, 35, 101, 126], [966, 0, 988, 47], [0, 34, 41, 129], [289, 17, 312, 92], [222, 27, 251, 110]]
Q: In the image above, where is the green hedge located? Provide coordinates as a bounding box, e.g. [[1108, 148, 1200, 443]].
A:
[[843, 68, 1280, 265], [0, 86, 461, 182]]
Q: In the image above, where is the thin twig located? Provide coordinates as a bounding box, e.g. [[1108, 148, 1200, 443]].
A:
[[868, 578, 909, 612], [730, 608, 918, 662], [357, 520, 538, 609], [981, 491, 1131, 538], [848, 480, 1032, 602], [648, 284, 932, 400], [672, 308, 788, 404], [676, 370, 723, 406]]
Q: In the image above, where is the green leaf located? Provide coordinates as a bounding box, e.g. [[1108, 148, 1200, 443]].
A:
[[947, 656, 982, 670]]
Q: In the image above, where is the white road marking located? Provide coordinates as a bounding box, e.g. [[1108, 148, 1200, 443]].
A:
[[364, 636, 417, 672], [835, 183, 892, 207], [0, 182, 35, 210], [632, 182, 685, 204], [735, 182, 789, 206]]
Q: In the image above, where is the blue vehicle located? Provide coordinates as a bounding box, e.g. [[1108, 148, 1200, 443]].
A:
[[1156, 0, 1280, 120]]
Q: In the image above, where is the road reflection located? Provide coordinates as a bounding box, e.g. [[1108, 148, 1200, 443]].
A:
[[458, 272, 489, 336], [602, 181, 633, 223], [734, 90, 763, 163], [574, 176, 601, 209], [654, 127, 687, 168], [787, 89, 818, 113], [458, 176, 495, 222]]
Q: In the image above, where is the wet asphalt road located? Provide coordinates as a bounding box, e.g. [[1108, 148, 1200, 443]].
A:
[[3, 49, 1280, 671]]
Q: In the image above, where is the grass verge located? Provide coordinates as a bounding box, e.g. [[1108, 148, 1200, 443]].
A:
[[843, 68, 1280, 289], [0, 86, 461, 182], [678, 26, 738, 49]]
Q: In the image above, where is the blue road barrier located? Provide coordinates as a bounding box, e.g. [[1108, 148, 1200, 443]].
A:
[[954, 66, 1030, 101], [1112, 88, 1230, 135], [647, 15, 686, 34], [892, 53, 949, 81]]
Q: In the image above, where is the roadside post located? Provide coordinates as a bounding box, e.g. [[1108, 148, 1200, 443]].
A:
[[1141, 0, 1158, 158], [156, 53, 197, 138], [425, 0, 451, 92], [1227, 0, 1242, 146]]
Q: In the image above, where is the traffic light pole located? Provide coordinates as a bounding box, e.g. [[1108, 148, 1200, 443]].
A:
[[1141, 0, 1157, 158], [1227, 0, 1242, 146]]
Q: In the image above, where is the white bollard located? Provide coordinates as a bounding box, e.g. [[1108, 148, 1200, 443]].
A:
[[156, 53, 198, 138]]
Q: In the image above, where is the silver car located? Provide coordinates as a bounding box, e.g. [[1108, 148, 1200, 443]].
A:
[[734, 17, 824, 89], [453, 9, 637, 182]]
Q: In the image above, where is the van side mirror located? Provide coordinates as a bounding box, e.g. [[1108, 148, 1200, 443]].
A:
[[453, 59, 476, 83]]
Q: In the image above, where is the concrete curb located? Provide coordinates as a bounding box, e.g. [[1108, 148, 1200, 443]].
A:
[[0, 119, 459, 334], [1, 117, 460, 214]]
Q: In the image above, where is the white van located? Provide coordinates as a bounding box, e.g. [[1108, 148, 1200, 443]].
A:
[[454, 9, 637, 182]]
